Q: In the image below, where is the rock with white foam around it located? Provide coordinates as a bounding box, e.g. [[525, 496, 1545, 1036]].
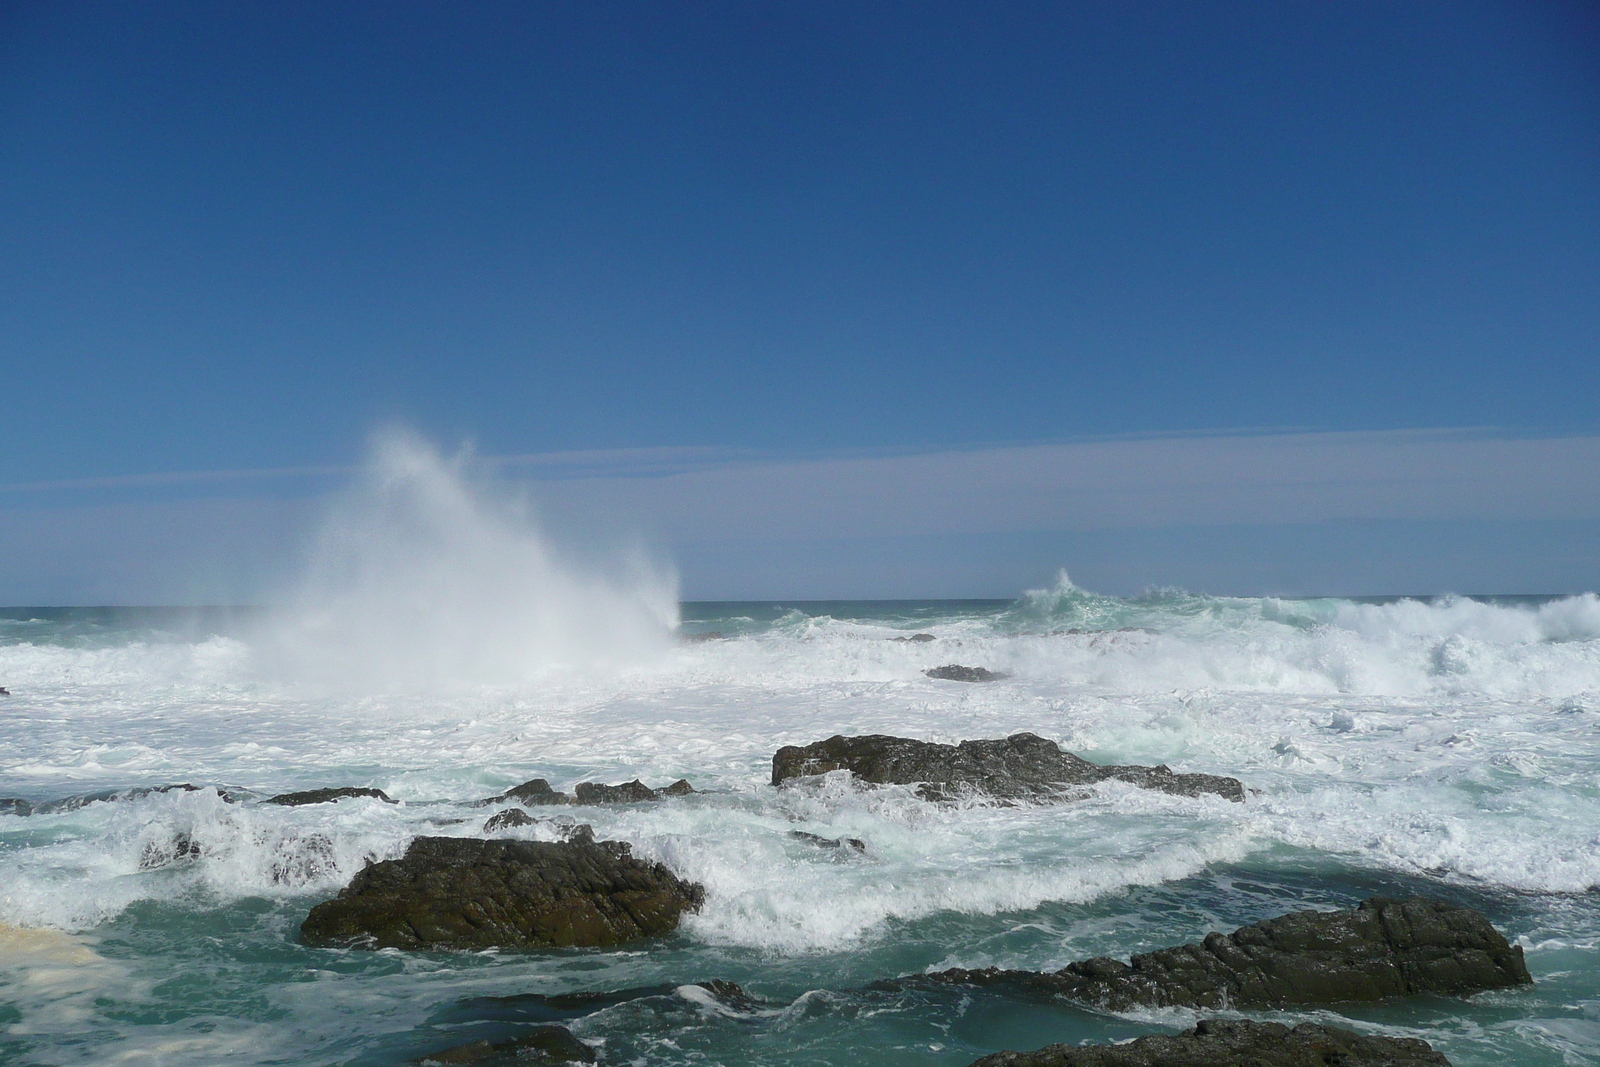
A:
[[300, 835, 704, 951], [772, 732, 1244, 802], [891, 897, 1530, 1011], [968, 1018, 1452, 1066]]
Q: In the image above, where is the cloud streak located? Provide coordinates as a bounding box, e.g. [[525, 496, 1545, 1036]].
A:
[[526, 429, 1600, 541]]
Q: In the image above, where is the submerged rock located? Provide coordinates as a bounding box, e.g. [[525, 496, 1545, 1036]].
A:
[[300, 836, 704, 951], [481, 778, 694, 807], [789, 830, 867, 852], [925, 664, 1005, 682], [680, 630, 725, 643], [413, 1024, 596, 1065], [772, 732, 1244, 803], [969, 1018, 1451, 1066], [266, 787, 395, 806], [138, 832, 202, 869], [896, 897, 1530, 1010], [2, 783, 235, 816], [891, 633, 937, 643]]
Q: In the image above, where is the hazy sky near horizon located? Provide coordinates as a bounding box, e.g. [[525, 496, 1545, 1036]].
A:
[[2, 2, 1597, 600]]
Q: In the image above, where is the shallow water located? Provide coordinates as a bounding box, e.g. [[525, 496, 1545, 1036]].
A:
[[2, 582, 1599, 1065]]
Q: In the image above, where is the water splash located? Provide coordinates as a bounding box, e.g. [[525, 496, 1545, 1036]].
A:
[[262, 428, 678, 690]]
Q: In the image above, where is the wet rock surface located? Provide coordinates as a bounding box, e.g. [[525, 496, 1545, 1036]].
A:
[[266, 786, 395, 806], [789, 830, 867, 852], [300, 836, 704, 951], [772, 732, 1244, 803], [969, 1018, 1452, 1066], [481, 778, 694, 807], [925, 664, 1006, 681], [414, 1024, 596, 1065], [483, 808, 536, 832], [891, 632, 937, 642], [898, 897, 1530, 1010]]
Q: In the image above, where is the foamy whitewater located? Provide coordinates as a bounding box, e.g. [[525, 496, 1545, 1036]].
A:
[[1, 447, 1597, 1065]]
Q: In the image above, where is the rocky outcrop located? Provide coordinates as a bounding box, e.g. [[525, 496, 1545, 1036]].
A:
[[300, 836, 703, 951], [266, 787, 395, 806], [925, 664, 1005, 681], [895, 897, 1529, 1010], [480, 778, 694, 807], [969, 1019, 1451, 1066], [483, 808, 536, 832], [772, 732, 1244, 803], [891, 633, 936, 643], [414, 1024, 596, 1065]]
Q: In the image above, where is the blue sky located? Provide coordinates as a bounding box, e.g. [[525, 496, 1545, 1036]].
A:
[[1, 2, 1597, 601]]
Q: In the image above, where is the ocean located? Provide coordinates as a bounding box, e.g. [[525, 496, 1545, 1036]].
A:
[[2, 584, 1599, 1066]]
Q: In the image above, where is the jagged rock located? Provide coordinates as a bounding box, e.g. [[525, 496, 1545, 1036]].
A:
[[789, 830, 867, 852], [484, 808, 537, 832], [5, 783, 232, 816], [266, 787, 395, 806], [772, 732, 1244, 803], [895, 897, 1530, 1010], [969, 1018, 1451, 1066], [481, 778, 694, 807], [482, 779, 569, 806], [413, 1024, 596, 1065], [891, 633, 937, 643], [925, 664, 1005, 681], [300, 836, 704, 951]]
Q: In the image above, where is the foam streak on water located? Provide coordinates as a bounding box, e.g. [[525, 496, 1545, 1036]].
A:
[[2, 575, 1599, 1065]]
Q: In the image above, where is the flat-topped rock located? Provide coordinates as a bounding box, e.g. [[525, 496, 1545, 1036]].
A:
[[266, 787, 395, 806], [300, 836, 704, 951], [772, 732, 1243, 802], [897, 897, 1529, 1010], [969, 1019, 1451, 1066], [480, 778, 694, 807]]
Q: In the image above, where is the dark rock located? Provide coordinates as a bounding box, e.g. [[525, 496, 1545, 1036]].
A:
[[969, 1018, 1451, 1066], [681, 631, 725, 643], [414, 1024, 596, 1065], [925, 664, 1006, 682], [573, 779, 658, 804], [484, 808, 537, 832], [0, 686, 9, 696], [266, 787, 395, 807], [139, 832, 202, 869], [482, 779, 570, 806], [0, 798, 33, 816], [897, 897, 1530, 1011], [483, 777, 694, 807], [891, 633, 937, 643], [772, 732, 1244, 803], [789, 830, 867, 852], [299, 835, 704, 951]]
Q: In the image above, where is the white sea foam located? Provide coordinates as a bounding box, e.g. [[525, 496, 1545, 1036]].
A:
[[258, 428, 679, 690], [3, 570, 1600, 952]]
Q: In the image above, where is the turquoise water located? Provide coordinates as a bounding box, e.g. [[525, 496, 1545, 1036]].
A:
[[2, 588, 1600, 1065]]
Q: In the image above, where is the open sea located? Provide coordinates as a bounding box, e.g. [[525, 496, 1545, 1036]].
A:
[[2, 583, 1599, 1066]]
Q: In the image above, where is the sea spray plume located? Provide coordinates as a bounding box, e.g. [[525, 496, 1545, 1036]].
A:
[[265, 429, 678, 689]]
